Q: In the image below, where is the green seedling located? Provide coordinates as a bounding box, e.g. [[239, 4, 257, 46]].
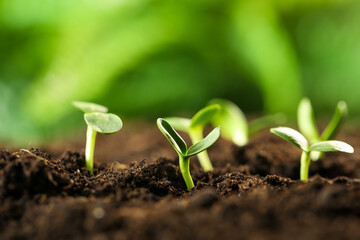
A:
[[73, 101, 123, 175], [165, 104, 221, 172], [298, 97, 348, 161], [208, 98, 286, 146], [271, 127, 353, 181], [157, 118, 220, 190]]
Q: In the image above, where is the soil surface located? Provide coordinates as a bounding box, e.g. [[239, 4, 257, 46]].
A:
[[1, 122, 360, 240]]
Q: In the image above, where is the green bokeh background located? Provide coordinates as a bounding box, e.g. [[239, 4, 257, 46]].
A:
[[1, 0, 360, 145]]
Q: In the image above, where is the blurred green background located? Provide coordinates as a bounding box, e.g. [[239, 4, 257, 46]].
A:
[[1, 0, 360, 145]]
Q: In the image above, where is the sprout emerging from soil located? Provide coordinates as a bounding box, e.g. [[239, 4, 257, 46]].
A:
[[208, 98, 286, 147], [157, 118, 220, 190], [298, 97, 348, 161], [271, 127, 354, 181], [73, 101, 123, 175], [165, 104, 221, 172]]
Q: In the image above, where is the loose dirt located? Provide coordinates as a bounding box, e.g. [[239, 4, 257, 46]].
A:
[[1, 123, 360, 240]]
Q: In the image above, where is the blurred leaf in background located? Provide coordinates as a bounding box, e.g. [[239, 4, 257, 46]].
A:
[[0, 0, 359, 145]]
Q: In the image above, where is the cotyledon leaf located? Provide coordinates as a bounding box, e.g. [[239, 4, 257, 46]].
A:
[[270, 127, 309, 152], [309, 140, 354, 153], [321, 101, 348, 141], [190, 104, 221, 130], [186, 126, 220, 157], [157, 118, 187, 156], [85, 112, 122, 134], [73, 101, 108, 113], [165, 117, 191, 133], [208, 98, 248, 146], [297, 97, 319, 143]]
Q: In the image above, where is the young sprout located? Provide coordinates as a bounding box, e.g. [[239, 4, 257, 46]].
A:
[[271, 127, 353, 181], [298, 97, 348, 160], [73, 101, 123, 175], [165, 104, 221, 172], [157, 118, 220, 190], [208, 98, 286, 147]]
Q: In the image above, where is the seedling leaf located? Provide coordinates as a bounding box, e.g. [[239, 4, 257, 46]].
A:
[[321, 101, 348, 141], [187, 127, 220, 157], [297, 97, 319, 143], [73, 101, 108, 113], [190, 104, 221, 130], [309, 140, 354, 153], [157, 118, 187, 155], [270, 127, 309, 152], [165, 117, 191, 132], [84, 112, 122, 134], [208, 98, 248, 146]]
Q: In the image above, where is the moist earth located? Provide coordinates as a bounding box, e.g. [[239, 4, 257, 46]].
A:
[[1, 124, 360, 240]]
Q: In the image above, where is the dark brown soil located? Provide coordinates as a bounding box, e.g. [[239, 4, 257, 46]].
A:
[[1, 123, 360, 240]]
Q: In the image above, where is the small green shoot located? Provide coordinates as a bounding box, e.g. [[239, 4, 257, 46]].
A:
[[165, 104, 221, 172], [298, 97, 348, 160], [271, 127, 353, 181], [157, 118, 220, 190], [73, 101, 123, 175], [208, 98, 286, 146]]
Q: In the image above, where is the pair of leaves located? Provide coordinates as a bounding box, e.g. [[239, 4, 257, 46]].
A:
[[298, 97, 347, 143], [209, 98, 286, 147], [157, 118, 220, 157], [165, 104, 221, 133], [166, 99, 285, 148], [271, 127, 354, 154], [73, 101, 123, 134], [209, 99, 248, 146]]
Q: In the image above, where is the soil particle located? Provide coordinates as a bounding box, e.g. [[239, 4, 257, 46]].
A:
[[1, 124, 360, 240]]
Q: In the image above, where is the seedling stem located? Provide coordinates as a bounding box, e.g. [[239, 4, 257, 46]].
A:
[[189, 129, 213, 172], [85, 126, 97, 175], [178, 155, 194, 189], [300, 151, 311, 180]]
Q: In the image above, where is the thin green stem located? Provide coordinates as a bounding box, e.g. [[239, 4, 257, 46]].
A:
[[300, 151, 311, 181], [85, 126, 97, 175], [178, 154, 195, 190], [189, 129, 214, 172]]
